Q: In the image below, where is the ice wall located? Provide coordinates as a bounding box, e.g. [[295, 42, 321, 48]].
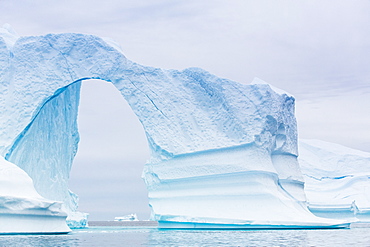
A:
[[6, 82, 81, 213], [0, 26, 348, 228]]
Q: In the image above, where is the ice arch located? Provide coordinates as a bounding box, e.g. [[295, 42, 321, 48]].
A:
[[0, 31, 348, 228]]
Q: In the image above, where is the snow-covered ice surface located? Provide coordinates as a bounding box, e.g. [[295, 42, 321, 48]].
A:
[[0, 156, 70, 234], [299, 139, 370, 222], [0, 25, 349, 231]]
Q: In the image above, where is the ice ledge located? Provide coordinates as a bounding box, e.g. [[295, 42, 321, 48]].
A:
[[0, 214, 70, 234], [308, 203, 370, 223], [158, 220, 351, 229]]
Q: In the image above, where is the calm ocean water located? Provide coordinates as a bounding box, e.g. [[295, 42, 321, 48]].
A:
[[1, 223, 370, 247]]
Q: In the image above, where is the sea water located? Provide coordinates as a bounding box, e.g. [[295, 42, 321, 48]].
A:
[[1, 224, 370, 246]]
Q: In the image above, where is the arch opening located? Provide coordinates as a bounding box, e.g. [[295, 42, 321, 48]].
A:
[[69, 79, 151, 221]]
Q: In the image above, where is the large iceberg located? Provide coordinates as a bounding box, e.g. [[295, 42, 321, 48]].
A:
[[299, 139, 370, 222], [0, 24, 349, 231]]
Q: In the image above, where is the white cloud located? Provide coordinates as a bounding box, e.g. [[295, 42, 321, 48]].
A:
[[296, 89, 370, 152]]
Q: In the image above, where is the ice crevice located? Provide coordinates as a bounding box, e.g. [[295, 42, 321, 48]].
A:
[[46, 41, 75, 81], [303, 174, 356, 181], [128, 78, 169, 120]]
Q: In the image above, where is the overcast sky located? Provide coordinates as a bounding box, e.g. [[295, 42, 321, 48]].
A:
[[1, 0, 369, 220]]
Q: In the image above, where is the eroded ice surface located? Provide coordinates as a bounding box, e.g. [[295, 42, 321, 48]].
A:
[[0, 24, 349, 229], [299, 139, 370, 221]]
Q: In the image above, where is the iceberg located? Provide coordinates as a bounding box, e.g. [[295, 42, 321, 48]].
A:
[[114, 214, 139, 222], [299, 139, 370, 222], [0, 24, 349, 231]]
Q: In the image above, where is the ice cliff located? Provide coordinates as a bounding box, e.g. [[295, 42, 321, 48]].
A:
[[299, 139, 370, 222], [0, 24, 348, 231]]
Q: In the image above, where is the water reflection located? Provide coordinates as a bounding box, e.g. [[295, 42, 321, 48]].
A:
[[147, 229, 309, 246], [0, 226, 369, 247]]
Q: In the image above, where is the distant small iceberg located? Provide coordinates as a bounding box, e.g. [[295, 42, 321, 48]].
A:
[[114, 214, 139, 222]]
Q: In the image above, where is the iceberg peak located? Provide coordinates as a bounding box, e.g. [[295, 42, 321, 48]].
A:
[[0, 23, 19, 49], [101, 37, 124, 54], [251, 77, 293, 97]]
